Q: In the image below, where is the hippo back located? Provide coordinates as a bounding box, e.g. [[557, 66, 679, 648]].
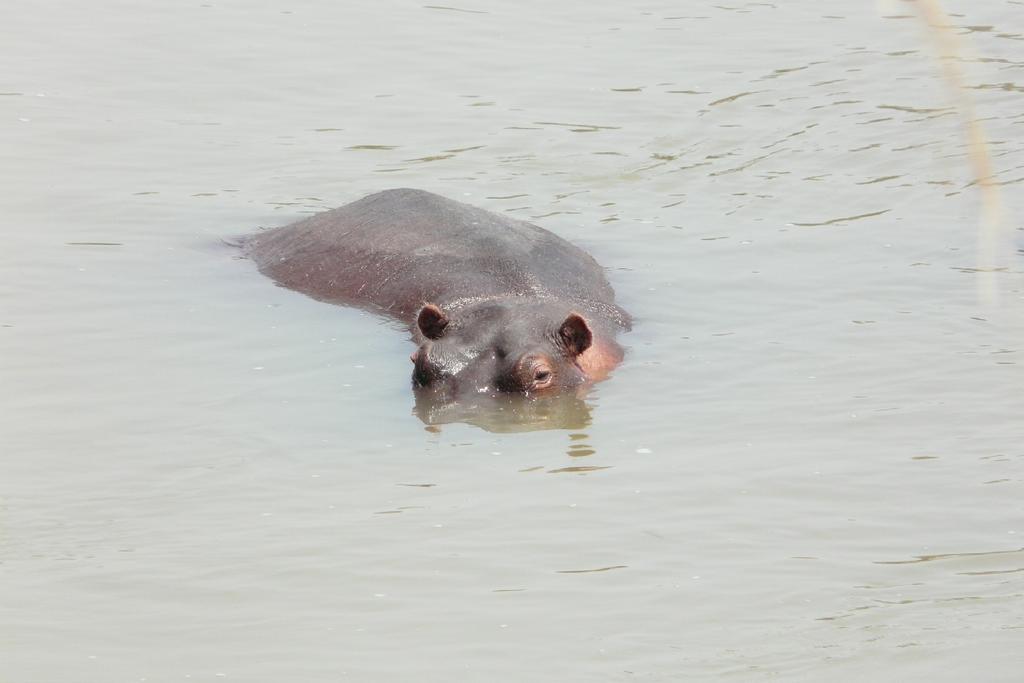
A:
[[246, 188, 627, 326]]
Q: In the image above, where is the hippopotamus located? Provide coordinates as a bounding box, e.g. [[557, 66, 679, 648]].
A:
[[245, 188, 630, 399]]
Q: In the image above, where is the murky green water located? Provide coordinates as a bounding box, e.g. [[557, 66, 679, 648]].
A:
[[3, 1, 1023, 680]]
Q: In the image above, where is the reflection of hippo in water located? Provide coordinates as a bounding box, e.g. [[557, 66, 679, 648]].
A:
[[245, 188, 630, 399]]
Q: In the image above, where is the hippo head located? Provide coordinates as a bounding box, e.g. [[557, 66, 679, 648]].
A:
[[410, 299, 595, 398]]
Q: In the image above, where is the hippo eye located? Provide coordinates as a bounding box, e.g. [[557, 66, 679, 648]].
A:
[[412, 345, 439, 386], [509, 354, 556, 393]]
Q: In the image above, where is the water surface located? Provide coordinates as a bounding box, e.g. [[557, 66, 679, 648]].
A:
[[3, 1, 1023, 680]]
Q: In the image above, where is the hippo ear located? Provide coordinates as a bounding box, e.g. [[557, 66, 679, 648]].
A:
[[558, 312, 593, 357], [416, 303, 449, 340]]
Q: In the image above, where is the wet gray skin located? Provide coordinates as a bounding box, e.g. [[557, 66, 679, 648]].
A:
[[410, 301, 599, 428], [412, 299, 595, 397], [245, 188, 631, 402]]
